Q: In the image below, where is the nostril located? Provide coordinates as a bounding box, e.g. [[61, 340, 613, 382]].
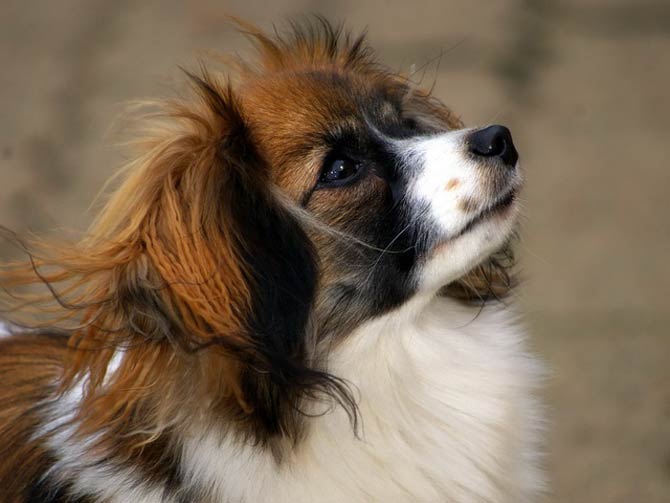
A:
[[468, 125, 518, 167], [470, 126, 507, 157]]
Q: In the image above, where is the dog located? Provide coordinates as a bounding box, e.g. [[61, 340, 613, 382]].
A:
[[0, 19, 544, 502]]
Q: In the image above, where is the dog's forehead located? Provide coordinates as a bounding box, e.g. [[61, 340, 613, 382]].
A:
[[239, 69, 401, 193], [242, 69, 399, 134]]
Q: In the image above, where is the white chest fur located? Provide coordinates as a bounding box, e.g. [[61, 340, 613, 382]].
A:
[[181, 296, 545, 502]]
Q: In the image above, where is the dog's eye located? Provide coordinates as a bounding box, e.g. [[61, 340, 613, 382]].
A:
[[319, 157, 363, 186]]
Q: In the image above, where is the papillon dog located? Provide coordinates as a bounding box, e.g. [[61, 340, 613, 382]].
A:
[[0, 19, 544, 503]]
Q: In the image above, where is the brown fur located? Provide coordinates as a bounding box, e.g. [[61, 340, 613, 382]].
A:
[[0, 18, 515, 500], [0, 333, 69, 501]]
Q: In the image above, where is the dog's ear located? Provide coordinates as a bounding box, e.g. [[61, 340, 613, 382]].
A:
[[138, 71, 320, 357], [58, 71, 353, 441]]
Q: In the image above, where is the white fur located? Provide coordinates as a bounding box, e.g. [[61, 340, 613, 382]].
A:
[[38, 350, 176, 503], [0, 321, 12, 338], [399, 129, 521, 236], [418, 208, 519, 293], [392, 129, 523, 291], [180, 295, 545, 502], [401, 129, 482, 235]]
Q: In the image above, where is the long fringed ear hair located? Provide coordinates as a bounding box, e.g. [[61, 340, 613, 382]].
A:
[[0, 69, 356, 445]]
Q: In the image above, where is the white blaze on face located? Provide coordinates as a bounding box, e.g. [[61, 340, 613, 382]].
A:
[[394, 129, 520, 293], [398, 129, 481, 237]]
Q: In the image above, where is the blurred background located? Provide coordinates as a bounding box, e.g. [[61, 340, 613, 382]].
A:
[[1, 0, 669, 500]]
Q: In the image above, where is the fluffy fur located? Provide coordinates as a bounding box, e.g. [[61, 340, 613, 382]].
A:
[[0, 19, 544, 502]]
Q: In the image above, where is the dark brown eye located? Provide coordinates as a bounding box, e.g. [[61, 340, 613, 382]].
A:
[[319, 157, 363, 186]]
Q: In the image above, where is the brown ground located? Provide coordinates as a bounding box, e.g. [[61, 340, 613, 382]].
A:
[[1, 0, 669, 500]]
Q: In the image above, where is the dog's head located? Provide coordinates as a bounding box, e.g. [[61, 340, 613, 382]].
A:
[[4, 20, 521, 444], [227, 21, 521, 339]]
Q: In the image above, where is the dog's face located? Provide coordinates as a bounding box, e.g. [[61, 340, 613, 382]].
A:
[[238, 67, 521, 337]]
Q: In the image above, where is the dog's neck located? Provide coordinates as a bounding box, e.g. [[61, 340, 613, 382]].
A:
[[179, 296, 545, 502]]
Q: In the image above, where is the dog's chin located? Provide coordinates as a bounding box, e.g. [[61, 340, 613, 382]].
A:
[[416, 198, 519, 295]]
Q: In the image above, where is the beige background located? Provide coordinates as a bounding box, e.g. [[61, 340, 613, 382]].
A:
[[2, 0, 669, 500]]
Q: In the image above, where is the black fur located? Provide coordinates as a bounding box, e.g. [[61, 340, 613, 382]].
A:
[[26, 468, 93, 503], [189, 75, 358, 441]]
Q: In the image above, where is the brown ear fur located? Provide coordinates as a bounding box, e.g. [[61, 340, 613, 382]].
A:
[[0, 333, 69, 500], [0, 71, 255, 439], [0, 68, 354, 448]]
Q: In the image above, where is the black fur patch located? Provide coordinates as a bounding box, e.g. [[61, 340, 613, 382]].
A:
[[188, 74, 357, 441], [131, 430, 190, 501], [26, 473, 94, 503]]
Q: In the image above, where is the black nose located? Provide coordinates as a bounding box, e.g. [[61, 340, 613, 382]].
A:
[[467, 125, 518, 167]]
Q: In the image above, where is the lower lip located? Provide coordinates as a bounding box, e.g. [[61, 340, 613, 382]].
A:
[[427, 191, 518, 256], [459, 190, 517, 234]]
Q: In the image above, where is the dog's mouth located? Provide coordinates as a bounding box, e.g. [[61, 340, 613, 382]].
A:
[[448, 189, 518, 242], [424, 188, 518, 261]]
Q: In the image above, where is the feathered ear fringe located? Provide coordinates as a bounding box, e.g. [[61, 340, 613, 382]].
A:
[[0, 69, 256, 436], [0, 65, 357, 446]]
